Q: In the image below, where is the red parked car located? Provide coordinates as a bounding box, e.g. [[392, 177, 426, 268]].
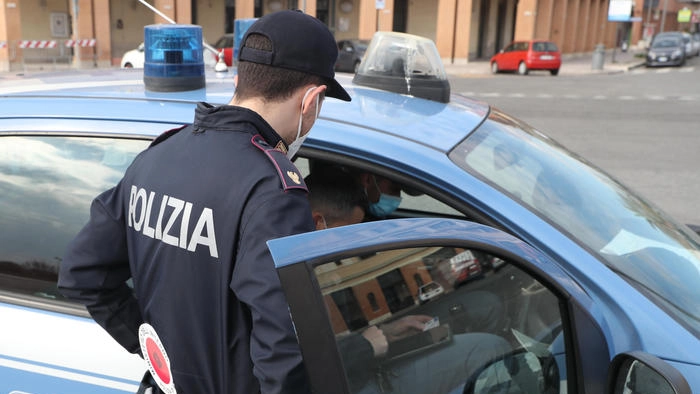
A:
[[490, 40, 561, 76]]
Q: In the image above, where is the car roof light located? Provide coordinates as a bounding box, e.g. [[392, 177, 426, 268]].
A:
[[144, 24, 205, 92], [352, 32, 450, 103]]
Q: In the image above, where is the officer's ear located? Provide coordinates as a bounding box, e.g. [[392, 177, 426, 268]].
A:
[[233, 75, 238, 88], [301, 85, 327, 115], [311, 211, 327, 231]]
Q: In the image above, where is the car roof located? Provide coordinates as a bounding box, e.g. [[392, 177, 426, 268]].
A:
[[0, 69, 489, 152]]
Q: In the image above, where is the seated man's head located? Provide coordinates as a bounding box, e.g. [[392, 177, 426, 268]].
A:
[[305, 168, 368, 230], [354, 172, 402, 218]]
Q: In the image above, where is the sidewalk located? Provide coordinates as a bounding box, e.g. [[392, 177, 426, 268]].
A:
[[444, 47, 646, 77]]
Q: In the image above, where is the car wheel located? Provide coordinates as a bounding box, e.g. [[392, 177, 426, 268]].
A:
[[123, 63, 133, 69], [518, 62, 528, 75], [491, 62, 499, 74], [353, 61, 361, 73], [550, 68, 559, 76]]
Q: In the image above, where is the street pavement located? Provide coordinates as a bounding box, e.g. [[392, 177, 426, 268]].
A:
[[1, 47, 646, 78], [444, 47, 646, 78]]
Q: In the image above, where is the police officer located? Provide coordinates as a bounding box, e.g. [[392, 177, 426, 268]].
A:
[[58, 10, 350, 394]]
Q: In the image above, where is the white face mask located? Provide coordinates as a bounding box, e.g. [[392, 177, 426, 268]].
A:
[[287, 86, 320, 160]]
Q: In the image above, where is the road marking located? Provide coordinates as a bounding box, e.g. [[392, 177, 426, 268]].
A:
[[618, 95, 636, 100]]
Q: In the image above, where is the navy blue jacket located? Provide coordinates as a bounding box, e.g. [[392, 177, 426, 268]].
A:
[[58, 103, 314, 394]]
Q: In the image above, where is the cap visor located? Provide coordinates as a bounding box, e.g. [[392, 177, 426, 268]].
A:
[[326, 78, 351, 101]]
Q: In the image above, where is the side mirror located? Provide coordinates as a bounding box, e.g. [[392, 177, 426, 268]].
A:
[[608, 352, 691, 394]]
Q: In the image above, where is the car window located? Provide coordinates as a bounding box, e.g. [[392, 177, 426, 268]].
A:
[[532, 42, 558, 52], [0, 135, 148, 302], [312, 245, 566, 393], [449, 109, 700, 337], [295, 157, 462, 217]]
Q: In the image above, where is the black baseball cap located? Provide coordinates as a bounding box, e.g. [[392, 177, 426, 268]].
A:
[[238, 10, 351, 102]]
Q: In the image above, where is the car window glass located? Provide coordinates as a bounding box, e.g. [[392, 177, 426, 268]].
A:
[[448, 110, 700, 336], [295, 157, 462, 217], [312, 246, 566, 394], [0, 136, 148, 301], [532, 42, 558, 52]]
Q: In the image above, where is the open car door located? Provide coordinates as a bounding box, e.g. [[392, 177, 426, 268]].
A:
[[268, 218, 691, 394]]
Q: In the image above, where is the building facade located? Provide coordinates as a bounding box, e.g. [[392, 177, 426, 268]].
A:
[[0, 0, 697, 72]]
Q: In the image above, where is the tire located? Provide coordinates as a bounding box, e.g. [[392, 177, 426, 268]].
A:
[[518, 62, 528, 75], [353, 61, 361, 73], [550, 68, 559, 76], [491, 62, 499, 74], [123, 63, 133, 69]]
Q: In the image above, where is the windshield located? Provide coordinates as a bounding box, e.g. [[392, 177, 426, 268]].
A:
[[652, 38, 680, 48], [448, 109, 700, 335]]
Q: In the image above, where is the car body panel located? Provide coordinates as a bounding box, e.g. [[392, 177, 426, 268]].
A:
[[0, 302, 142, 393]]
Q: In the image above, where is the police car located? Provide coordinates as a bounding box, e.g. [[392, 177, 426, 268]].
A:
[[1, 26, 699, 394]]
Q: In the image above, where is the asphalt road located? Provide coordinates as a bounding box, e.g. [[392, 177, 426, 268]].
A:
[[448, 56, 700, 227]]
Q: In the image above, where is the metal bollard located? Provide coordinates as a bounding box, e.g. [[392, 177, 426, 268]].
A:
[[592, 44, 605, 70]]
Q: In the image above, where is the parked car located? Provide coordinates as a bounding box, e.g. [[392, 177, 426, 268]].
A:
[[646, 35, 686, 67], [120, 42, 145, 68], [2, 31, 699, 393], [213, 33, 234, 66], [448, 249, 483, 286], [418, 282, 444, 303], [335, 39, 369, 73], [490, 40, 561, 75]]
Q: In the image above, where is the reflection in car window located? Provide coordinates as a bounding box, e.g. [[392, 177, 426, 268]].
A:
[[448, 109, 700, 336], [295, 157, 462, 217], [0, 136, 148, 301], [313, 246, 565, 394]]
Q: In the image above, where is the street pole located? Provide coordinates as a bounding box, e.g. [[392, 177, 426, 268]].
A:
[[645, 0, 653, 40], [660, 0, 669, 32]]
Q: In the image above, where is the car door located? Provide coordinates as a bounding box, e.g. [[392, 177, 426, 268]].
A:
[[503, 42, 525, 70], [268, 218, 692, 394], [0, 130, 151, 393]]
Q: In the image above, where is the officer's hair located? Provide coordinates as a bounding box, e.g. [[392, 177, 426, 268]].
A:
[[236, 33, 325, 102], [305, 167, 368, 225]]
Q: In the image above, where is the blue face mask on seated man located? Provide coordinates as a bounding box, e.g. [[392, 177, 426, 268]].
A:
[[369, 193, 402, 218]]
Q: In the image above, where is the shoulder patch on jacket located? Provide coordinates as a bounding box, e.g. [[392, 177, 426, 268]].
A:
[[149, 124, 188, 147], [251, 134, 308, 193]]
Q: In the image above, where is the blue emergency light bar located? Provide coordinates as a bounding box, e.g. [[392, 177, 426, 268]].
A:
[[144, 24, 205, 92]]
